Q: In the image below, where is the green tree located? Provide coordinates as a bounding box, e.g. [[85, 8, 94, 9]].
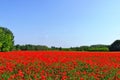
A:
[[15, 44, 21, 50], [88, 44, 109, 51], [0, 27, 14, 52], [109, 40, 120, 51], [79, 46, 89, 51]]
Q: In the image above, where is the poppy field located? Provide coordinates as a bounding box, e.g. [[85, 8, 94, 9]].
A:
[[0, 51, 120, 80]]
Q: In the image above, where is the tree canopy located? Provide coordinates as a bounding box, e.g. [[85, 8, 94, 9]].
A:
[[0, 27, 14, 52], [109, 40, 120, 51]]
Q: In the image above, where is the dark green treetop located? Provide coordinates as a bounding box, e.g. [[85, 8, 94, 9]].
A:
[[109, 40, 120, 51]]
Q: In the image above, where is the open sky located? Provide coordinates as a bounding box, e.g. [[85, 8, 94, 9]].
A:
[[0, 0, 120, 47]]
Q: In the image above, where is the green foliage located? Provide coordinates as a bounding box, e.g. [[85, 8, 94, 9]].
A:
[[2, 72, 11, 80], [14, 44, 49, 51], [0, 27, 14, 52], [14, 44, 109, 52], [88, 45, 109, 51], [70, 45, 109, 51]]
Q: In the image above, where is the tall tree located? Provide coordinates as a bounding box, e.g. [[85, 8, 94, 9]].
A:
[[109, 40, 120, 51], [0, 27, 14, 52]]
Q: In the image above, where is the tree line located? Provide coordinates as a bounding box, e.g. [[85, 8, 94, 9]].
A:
[[13, 44, 109, 51], [14, 44, 49, 51], [0, 26, 120, 52], [50, 45, 109, 51]]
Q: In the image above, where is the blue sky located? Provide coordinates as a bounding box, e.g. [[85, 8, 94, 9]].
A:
[[0, 0, 120, 47]]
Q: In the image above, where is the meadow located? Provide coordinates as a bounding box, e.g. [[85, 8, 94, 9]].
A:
[[0, 51, 120, 80]]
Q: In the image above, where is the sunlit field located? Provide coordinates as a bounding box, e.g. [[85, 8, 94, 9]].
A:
[[0, 51, 120, 80]]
